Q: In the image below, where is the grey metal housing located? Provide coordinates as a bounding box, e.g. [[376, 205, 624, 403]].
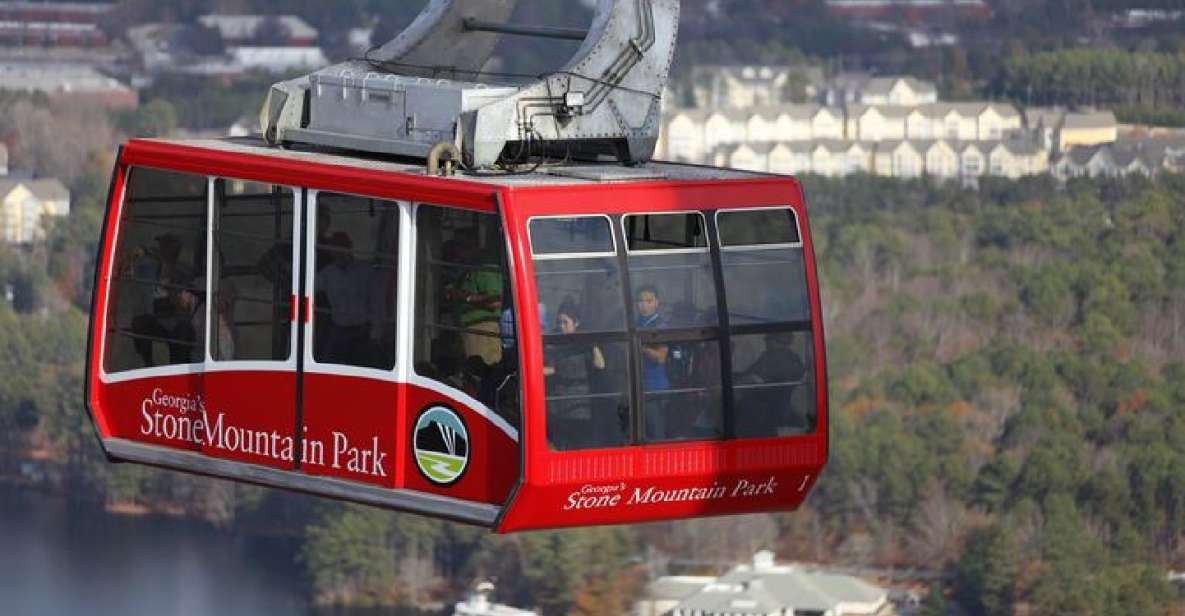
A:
[[260, 0, 680, 168]]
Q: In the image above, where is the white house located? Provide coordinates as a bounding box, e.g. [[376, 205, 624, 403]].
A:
[[846, 105, 909, 141], [811, 106, 845, 140], [198, 14, 320, 46], [228, 46, 328, 72], [689, 64, 825, 109], [454, 582, 536, 616], [922, 140, 959, 179], [823, 73, 937, 106], [859, 76, 938, 106], [873, 140, 924, 178], [654, 551, 891, 616], [0, 178, 71, 244]]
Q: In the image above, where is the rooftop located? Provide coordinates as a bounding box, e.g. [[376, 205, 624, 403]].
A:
[[1063, 110, 1118, 130], [137, 138, 772, 189], [0, 62, 132, 94], [668, 552, 889, 616], [198, 14, 318, 42], [0, 178, 70, 201]]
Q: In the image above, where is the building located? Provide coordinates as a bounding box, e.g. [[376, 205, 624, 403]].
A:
[[0, 62, 136, 108], [228, 46, 328, 72], [1052, 137, 1185, 180], [198, 14, 319, 46], [0, 144, 8, 176], [0, 178, 70, 244], [825, 0, 991, 21], [636, 576, 717, 616], [712, 134, 1046, 182], [1058, 110, 1119, 152], [0, 1, 113, 47], [1025, 107, 1118, 153], [453, 582, 537, 616], [638, 551, 892, 616], [689, 65, 825, 109], [823, 74, 937, 107]]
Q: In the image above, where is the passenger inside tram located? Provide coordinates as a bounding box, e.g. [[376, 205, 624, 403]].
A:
[[635, 285, 670, 438], [415, 207, 517, 424], [314, 232, 376, 365], [544, 298, 627, 449], [445, 230, 504, 367], [128, 233, 202, 366]]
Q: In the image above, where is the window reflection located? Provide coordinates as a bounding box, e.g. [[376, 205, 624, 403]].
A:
[[415, 206, 518, 427], [311, 193, 399, 369], [212, 180, 294, 362], [105, 168, 208, 372], [732, 332, 815, 437]]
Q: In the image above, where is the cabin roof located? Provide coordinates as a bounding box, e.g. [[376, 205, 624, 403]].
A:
[[138, 138, 771, 188]]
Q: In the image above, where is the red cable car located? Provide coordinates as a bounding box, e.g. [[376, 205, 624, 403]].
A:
[[85, 138, 827, 532], [84, 0, 828, 532]]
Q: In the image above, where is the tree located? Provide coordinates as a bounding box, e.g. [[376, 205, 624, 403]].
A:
[[920, 584, 948, 616], [956, 525, 1018, 616]]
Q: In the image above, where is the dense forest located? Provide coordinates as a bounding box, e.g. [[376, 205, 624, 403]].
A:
[[2, 83, 1184, 613]]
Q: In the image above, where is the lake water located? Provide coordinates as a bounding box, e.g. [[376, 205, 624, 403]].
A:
[[0, 487, 415, 616]]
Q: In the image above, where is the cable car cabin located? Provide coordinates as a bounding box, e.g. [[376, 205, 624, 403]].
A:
[[86, 138, 828, 532]]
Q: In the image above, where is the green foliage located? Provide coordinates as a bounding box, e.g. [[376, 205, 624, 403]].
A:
[[999, 49, 1185, 115], [956, 525, 1018, 616]]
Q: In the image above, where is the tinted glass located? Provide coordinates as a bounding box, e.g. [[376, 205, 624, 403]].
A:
[[643, 339, 724, 442], [721, 249, 809, 324], [211, 180, 293, 362], [731, 332, 815, 437], [414, 206, 517, 425], [104, 168, 208, 372], [624, 213, 707, 251], [629, 252, 719, 328], [718, 209, 800, 246], [545, 340, 629, 450], [530, 217, 613, 255], [533, 257, 625, 334], [311, 193, 400, 370]]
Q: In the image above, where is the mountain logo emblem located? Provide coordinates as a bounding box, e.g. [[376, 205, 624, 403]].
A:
[[413, 405, 469, 486]]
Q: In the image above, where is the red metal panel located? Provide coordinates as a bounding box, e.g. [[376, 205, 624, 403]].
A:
[[401, 384, 520, 505], [99, 372, 298, 471], [87, 160, 127, 440], [300, 374, 399, 487], [119, 140, 498, 212], [495, 176, 829, 532]]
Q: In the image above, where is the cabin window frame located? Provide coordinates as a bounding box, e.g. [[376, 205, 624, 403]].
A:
[[408, 202, 521, 433], [527, 205, 818, 449], [101, 166, 212, 380], [204, 177, 301, 373], [301, 189, 406, 380], [714, 206, 817, 439]]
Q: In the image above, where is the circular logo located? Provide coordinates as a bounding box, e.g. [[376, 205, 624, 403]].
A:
[[413, 405, 469, 486]]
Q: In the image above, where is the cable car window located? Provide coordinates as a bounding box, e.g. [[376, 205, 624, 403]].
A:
[[642, 337, 724, 442], [414, 206, 517, 425], [211, 179, 294, 362], [717, 209, 810, 325], [624, 212, 707, 251], [311, 193, 400, 369], [530, 215, 630, 450], [717, 208, 800, 246], [625, 213, 723, 443], [104, 167, 208, 372], [731, 331, 816, 437], [625, 214, 717, 329], [530, 216, 614, 256]]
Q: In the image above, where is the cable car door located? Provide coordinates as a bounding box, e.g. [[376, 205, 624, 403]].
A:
[[203, 179, 300, 470], [296, 191, 403, 487]]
